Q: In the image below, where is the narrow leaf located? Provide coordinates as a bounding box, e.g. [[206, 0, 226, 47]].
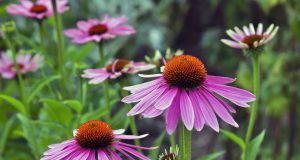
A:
[[246, 130, 266, 160], [0, 116, 16, 155], [198, 151, 225, 160], [221, 129, 245, 150], [0, 95, 27, 115], [63, 100, 83, 113], [150, 132, 166, 159], [27, 75, 60, 103]]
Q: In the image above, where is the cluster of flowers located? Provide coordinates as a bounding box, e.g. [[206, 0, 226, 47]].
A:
[[4, 0, 278, 159]]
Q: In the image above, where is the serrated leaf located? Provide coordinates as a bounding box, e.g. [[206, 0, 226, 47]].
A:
[[246, 130, 266, 160], [63, 100, 83, 113], [199, 151, 225, 160], [221, 129, 245, 150], [0, 95, 27, 115], [150, 131, 165, 159], [40, 99, 73, 126], [27, 75, 60, 103]]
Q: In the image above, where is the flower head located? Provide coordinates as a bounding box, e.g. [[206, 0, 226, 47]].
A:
[[221, 23, 279, 49], [122, 55, 255, 134], [82, 59, 155, 84], [42, 120, 154, 160], [64, 15, 136, 44], [159, 146, 179, 160], [0, 52, 42, 79], [6, 0, 69, 20]]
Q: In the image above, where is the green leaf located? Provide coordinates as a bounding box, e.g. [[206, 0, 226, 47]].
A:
[[198, 151, 225, 160], [246, 130, 266, 160], [27, 75, 60, 103], [79, 107, 107, 124], [221, 129, 245, 150], [17, 114, 41, 159], [149, 131, 165, 159], [63, 100, 83, 113], [40, 99, 73, 126], [0, 95, 27, 115], [0, 116, 16, 155], [110, 107, 130, 129]]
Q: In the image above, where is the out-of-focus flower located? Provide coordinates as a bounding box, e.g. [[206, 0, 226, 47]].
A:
[[159, 146, 179, 160], [64, 15, 136, 44], [82, 59, 155, 84], [6, 0, 69, 20], [221, 23, 279, 49], [145, 48, 183, 67], [0, 52, 42, 79], [42, 120, 154, 160], [122, 55, 255, 134]]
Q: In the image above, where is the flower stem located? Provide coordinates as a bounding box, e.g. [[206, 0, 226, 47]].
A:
[[51, 0, 66, 99], [98, 42, 111, 119], [170, 133, 176, 152], [120, 79, 142, 152], [179, 121, 191, 160], [243, 54, 260, 160]]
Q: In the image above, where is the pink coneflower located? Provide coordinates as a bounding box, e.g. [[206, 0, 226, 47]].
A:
[[42, 120, 154, 160], [0, 52, 42, 79], [64, 15, 136, 44], [221, 23, 279, 49], [6, 0, 69, 20], [82, 59, 155, 84], [122, 55, 256, 134]]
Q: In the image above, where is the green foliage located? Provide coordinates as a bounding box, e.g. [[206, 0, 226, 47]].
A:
[[246, 130, 266, 160], [0, 95, 27, 115], [198, 151, 225, 160], [150, 132, 166, 159], [221, 129, 245, 150]]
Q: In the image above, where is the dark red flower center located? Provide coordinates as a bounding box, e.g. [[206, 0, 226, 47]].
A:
[[106, 59, 130, 73], [75, 120, 113, 149], [88, 24, 108, 35], [242, 35, 264, 48], [163, 55, 206, 89], [9, 64, 25, 71], [30, 4, 48, 14]]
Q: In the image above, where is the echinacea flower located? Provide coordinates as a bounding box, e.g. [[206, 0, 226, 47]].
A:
[[122, 55, 255, 134], [42, 120, 154, 160], [221, 23, 279, 49], [64, 15, 136, 44], [0, 52, 42, 79], [82, 59, 155, 84], [159, 146, 179, 160], [6, 0, 69, 20]]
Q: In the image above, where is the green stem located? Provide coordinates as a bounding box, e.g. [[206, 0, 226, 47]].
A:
[[170, 133, 176, 152], [51, 0, 66, 99], [243, 55, 260, 160], [179, 121, 191, 160], [6, 36, 39, 160], [98, 42, 111, 119], [120, 79, 142, 152]]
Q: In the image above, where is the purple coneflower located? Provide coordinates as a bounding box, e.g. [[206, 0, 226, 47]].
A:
[[122, 55, 255, 134], [0, 52, 42, 79], [42, 120, 154, 160], [6, 0, 69, 20], [82, 59, 155, 84], [221, 23, 279, 49], [64, 15, 136, 44]]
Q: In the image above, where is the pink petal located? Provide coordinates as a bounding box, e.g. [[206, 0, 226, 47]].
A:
[[142, 106, 164, 118], [155, 87, 178, 110], [114, 134, 148, 140], [205, 75, 236, 84], [189, 91, 205, 131], [108, 148, 122, 160], [98, 150, 109, 160], [165, 94, 180, 134], [179, 90, 195, 131]]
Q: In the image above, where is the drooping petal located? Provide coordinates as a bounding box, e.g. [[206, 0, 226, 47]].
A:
[[202, 89, 239, 127], [189, 91, 205, 131], [205, 75, 236, 84], [155, 87, 178, 110], [165, 94, 180, 134], [179, 90, 195, 131], [114, 134, 148, 140], [97, 149, 110, 160]]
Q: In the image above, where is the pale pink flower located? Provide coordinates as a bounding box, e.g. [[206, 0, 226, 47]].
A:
[[82, 59, 155, 84], [221, 23, 279, 49], [0, 52, 42, 79], [64, 15, 136, 44], [122, 55, 255, 134], [42, 120, 154, 160], [6, 0, 69, 20]]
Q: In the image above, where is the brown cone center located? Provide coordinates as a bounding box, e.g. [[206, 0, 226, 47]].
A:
[[30, 4, 48, 14], [88, 24, 108, 35]]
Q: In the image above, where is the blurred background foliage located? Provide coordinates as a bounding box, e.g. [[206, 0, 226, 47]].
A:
[[0, 0, 300, 160]]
